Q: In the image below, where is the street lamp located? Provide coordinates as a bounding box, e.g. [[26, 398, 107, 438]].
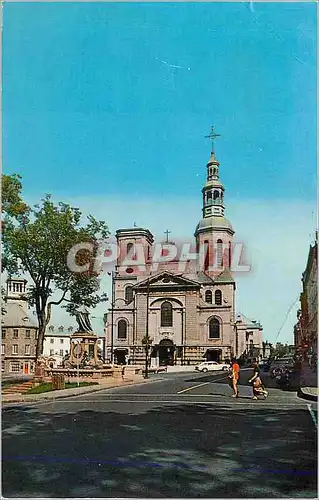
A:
[[142, 275, 152, 378]]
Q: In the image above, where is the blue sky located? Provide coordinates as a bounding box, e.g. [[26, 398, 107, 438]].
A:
[[3, 2, 317, 343]]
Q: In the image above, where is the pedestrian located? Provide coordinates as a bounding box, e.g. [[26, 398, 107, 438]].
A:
[[248, 360, 268, 400], [229, 357, 240, 398]]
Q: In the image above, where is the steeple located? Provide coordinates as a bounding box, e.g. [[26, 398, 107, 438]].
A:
[[194, 127, 234, 237], [202, 150, 225, 219]]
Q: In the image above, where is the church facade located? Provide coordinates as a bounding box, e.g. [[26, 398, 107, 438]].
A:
[[106, 144, 262, 366]]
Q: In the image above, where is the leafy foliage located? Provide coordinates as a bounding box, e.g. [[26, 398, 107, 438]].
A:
[[2, 174, 29, 217], [3, 193, 110, 359]]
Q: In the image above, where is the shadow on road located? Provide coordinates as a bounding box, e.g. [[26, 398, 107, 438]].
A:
[[2, 401, 317, 498]]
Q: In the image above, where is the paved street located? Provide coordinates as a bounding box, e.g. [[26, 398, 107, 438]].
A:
[[2, 369, 317, 498]]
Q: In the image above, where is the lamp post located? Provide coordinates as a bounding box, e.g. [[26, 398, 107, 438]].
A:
[[110, 271, 115, 364], [142, 275, 152, 378]]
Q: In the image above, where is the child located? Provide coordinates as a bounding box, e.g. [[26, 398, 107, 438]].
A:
[[248, 361, 268, 400]]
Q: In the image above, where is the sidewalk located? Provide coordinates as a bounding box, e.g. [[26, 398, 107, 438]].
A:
[[298, 361, 318, 402], [1, 375, 146, 404]]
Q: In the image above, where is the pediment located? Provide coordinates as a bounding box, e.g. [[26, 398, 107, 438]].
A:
[[133, 272, 200, 290]]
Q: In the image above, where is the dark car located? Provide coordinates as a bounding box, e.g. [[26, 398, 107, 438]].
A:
[[259, 358, 271, 372], [269, 358, 294, 378]]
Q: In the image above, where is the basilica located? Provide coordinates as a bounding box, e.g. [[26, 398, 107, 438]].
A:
[[106, 141, 263, 366]]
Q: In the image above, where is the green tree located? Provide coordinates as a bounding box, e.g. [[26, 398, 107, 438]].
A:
[[271, 342, 290, 359], [2, 174, 29, 217], [3, 195, 109, 359]]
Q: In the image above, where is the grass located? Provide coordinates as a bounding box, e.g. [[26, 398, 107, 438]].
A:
[[27, 381, 98, 394]]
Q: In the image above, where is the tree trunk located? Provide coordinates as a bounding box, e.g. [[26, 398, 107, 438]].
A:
[[36, 322, 46, 360]]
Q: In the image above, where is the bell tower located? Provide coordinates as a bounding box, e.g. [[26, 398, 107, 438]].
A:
[[194, 127, 234, 273]]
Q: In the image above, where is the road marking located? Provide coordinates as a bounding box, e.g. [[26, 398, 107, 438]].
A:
[[307, 404, 317, 428], [177, 373, 229, 394], [177, 382, 210, 394]]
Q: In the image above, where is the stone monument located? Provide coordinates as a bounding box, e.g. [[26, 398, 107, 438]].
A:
[[68, 305, 102, 367]]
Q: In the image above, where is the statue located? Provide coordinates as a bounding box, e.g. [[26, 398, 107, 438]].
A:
[[75, 305, 94, 333]]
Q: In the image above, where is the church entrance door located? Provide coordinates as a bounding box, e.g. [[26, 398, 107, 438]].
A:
[[158, 339, 175, 366], [114, 349, 128, 365], [205, 349, 222, 362]]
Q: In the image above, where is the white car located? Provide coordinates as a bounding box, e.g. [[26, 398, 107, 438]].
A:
[[195, 361, 230, 373]]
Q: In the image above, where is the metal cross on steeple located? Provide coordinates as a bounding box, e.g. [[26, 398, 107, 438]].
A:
[[164, 229, 171, 243], [205, 125, 221, 153]]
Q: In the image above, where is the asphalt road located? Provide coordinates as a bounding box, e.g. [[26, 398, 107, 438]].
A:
[[2, 368, 317, 498]]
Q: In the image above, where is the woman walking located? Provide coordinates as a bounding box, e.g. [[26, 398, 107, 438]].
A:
[[249, 360, 268, 400], [229, 357, 240, 398]]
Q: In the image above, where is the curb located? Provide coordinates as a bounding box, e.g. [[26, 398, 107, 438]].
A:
[[297, 387, 318, 402], [2, 377, 148, 405]]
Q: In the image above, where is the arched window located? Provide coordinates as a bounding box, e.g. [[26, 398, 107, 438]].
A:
[[216, 239, 223, 268], [215, 290, 222, 305], [204, 239, 210, 271], [213, 190, 219, 200], [117, 320, 127, 339], [161, 301, 173, 327], [206, 191, 212, 205], [126, 242, 136, 260], [209, 318, 220, 339], [125, 285, 134, 304], [205, 290, 213, 304]]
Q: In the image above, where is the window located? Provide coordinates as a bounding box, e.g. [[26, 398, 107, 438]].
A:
[[126, 242, 135, 259], [50, 349, 54, 356], [209, 318, 220, 339], [161, 302, 173, 327], [25, 345, 31, 355], [12, 344, 18, 355], [2, 329, 6, 339], [60, 350, 64, 356], [60, 339, 64, 344], [13, 329, 19, 339], [1, 344, 5, 355], [50, 338, 54, 344], [25, 329, 31, 338], [213, 190, 219, 200], [204, 240, 210, 271], [205, 290, 213, 304], [117, 320, 127, 340], [125, 285, 134, 304], [10, 361, 20, 373], [216, 239, 223, 267], [206, 191, 212, 205], [215, 290, 222, 305]]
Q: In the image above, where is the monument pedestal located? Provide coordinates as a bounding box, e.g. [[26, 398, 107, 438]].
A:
[[69, 332, 100, 366]]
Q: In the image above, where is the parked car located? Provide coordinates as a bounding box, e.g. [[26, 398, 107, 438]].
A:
[[195, 361, 230, 373], [259, 358, 271, 371], [269, 358, 294, 378]]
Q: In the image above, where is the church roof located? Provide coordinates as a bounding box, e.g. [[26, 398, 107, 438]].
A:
[[2, 302, 37, 328], [195, 216, 234, 235], [214, 268, 235, 284], [132, 271, 201, 290], [236, 313, 262, 329], [196, 272, 214, 284]]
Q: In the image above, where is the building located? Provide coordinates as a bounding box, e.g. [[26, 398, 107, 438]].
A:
[[235, 314, 263, 360], [1, 278, 38, 375], [43, 326, 106, 366], [43, 326, 73, 367], [107, 142, 263, 366], [294, 235, 318, 357]]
